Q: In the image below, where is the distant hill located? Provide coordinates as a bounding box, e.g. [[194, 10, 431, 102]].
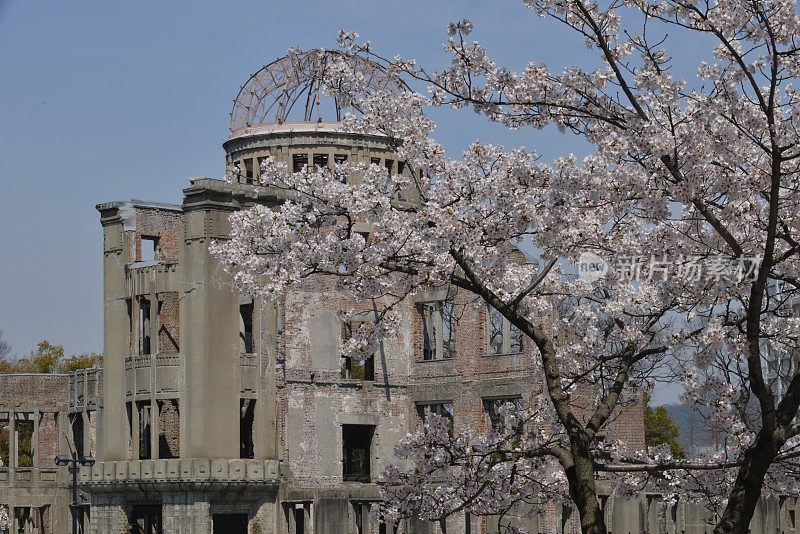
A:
[[663, 403, 714, 457]]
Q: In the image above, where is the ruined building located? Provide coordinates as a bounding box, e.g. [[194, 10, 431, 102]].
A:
[[2, 50, 799, 534]]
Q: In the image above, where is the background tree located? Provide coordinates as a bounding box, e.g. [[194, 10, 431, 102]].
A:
[[0, 339, 101, 374], [644, 394, 685, 459], [215, 1, 800, 532]]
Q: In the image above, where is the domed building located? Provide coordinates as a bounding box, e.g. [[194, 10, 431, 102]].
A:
[[4, 50, 768, 534]]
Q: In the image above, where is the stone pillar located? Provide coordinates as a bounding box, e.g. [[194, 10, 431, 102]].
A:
[[180, 181, 240, 459], [256, 299, 279, 459], [96, 202, 134, 461]]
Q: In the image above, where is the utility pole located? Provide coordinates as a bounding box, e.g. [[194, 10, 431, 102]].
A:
[[55, 451, 95, 534]]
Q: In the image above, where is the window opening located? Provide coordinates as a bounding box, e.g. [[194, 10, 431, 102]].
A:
[[141, 236, 159, 262], [239, 302, 254, 353], [488, 306, 523, 355], [137, 401, 151, 460], [342, 424, 373, 482], [341, 322, 375, 381], [313, 153, 329, 168], [292, 154, 308, 173], [240, 399, 256, 459], [418, 300, 454, 360], [139, 297, 151, 355], [157, 400, 179, 459], [416, 402, 454, 433]]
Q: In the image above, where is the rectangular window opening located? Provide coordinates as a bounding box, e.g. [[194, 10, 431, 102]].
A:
[[419, 300, 454, 360], [139, 297, 151, 355], [488, 306, 523, 355], [244, 158, 254, 184], [416, 402, 454, 433], [0, 415, 9, 467], [71, 413, 85, 458], [239, 302, 254, 354], [140, 236, 159, 263], [212, 513, 248, 533], [15, 415, 33, 468], [240, 399, 256, 459], [157, 294, 180, 354], [340, 322, 375, 381], [342, 424, 373, 482], [313, 153, 329, 168], [333, 154, 348, 164], [292, 503, 308, 534], [293, 154, 309, 173], [137, 401, 151, 460], [384, 159, 394, 175], [157, 399, 179, 459], [131, 505, 162, 534], [397, 161, 406, 175], [483, 397, 523, 431]]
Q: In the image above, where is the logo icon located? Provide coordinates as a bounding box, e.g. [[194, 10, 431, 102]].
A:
[[578, 252, 609, 282]]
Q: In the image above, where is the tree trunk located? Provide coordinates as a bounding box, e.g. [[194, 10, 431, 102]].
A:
[[713, 430, 779, 534], [565, 437, 607, 534]]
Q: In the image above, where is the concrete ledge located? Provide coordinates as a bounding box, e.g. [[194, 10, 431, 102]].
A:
[[80, 458, 281, 487]]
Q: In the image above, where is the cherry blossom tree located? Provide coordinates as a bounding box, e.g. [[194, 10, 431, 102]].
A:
[[213, 1, 800, 532]]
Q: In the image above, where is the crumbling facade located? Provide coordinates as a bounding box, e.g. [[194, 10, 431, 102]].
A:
[[2, 50, 799, 534]]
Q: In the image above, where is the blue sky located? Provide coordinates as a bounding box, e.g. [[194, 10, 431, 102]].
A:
[[0, 0, 708, 386]]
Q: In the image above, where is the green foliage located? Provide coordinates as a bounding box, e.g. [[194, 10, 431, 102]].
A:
[[0, 420, 32, 468], [644, 394, 686, 459], [0, 339, 101, 375], [59, 353, 103, 373]]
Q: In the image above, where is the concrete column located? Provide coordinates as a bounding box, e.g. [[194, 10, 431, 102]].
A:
[[9, 410, 15, 469], [31, 409, 39, 466], [96, 204, 133, 461], [181, 187, 240, 459], [255, 300, 278, 459]]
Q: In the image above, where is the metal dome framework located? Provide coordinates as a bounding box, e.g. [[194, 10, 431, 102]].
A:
[[230, 49, 407, 133]]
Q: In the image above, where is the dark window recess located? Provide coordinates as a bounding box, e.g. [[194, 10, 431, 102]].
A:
[[340, 322, 374, 381], [488, 306, 523, 355], [313, 153, 329, 168], [240, 399, 256, 459], [131, 505, 163, 534], [294, 506, 306, 534], [342, 424, 373, 482], [418, 300, 454, 360], [0, 417, 9, 467], [483, 397, 523, 431], [71, 413, 85, 457], [244, 158, 254, 184], [127, 298, 134, 353], [137, 401, 151, 460], [141, 236, 158, 262], [416, 402, 454, 433], [333, 154, 348, 164], [384, 159, 394, 174], [239, 302, 254, 353], [139, 297, 151, 355], [15, 417, 33, 467], [212, 513, 248, 534], [293, 154, 309, 173], [397, 161, 406, 175]]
